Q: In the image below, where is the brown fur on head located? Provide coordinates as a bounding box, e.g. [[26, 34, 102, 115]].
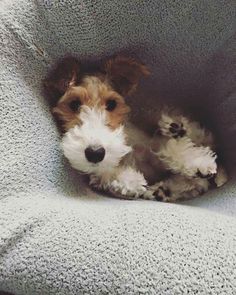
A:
[[44, 55, 149, 132], [104, 56, 150, 95]]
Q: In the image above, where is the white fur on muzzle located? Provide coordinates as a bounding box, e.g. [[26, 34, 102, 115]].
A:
[[62, 107, 131, 175]]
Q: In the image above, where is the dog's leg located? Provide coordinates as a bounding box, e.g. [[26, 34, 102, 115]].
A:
[[89, 167, 147, 199], [144, 174, 209, 202], [157, 137, 217, 178], [158, 111, 215, 147]]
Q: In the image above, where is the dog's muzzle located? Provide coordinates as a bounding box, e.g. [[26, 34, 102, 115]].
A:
[[85, 146, 105, 163]]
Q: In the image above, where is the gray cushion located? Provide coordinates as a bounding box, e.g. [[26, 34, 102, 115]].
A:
[[0, 0, 235, 294]]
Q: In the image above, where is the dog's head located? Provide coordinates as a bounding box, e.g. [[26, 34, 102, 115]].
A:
[[44, 56, 149, 175]]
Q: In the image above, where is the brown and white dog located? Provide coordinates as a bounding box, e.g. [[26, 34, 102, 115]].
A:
[[44, 56, 227, 201]]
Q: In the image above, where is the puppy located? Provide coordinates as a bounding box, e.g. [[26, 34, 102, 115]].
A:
[[44, 56, 227, 201]]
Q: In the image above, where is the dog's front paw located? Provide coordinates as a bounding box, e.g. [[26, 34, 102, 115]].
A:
[[168, 122, 186, 138], [158, 114, 186, 139], [109, 167, 147, 199], [110, 179, 146, 199]]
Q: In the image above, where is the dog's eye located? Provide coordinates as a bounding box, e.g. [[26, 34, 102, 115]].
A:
[[69, 99, 81, 112], [106, 99, 117, 111]]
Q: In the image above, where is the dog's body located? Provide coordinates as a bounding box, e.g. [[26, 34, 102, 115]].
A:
[[84, 110, 227, 202], [44, 56, 227, 202]]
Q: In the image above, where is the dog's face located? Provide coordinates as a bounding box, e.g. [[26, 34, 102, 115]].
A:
[[44, 56, 149, 175]]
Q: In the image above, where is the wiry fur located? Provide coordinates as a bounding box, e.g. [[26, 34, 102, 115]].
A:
[[62, 106, 131, 175], [44, 56, 228, 202], [157, 137, 217, 178], [89, 166, 147, 199]]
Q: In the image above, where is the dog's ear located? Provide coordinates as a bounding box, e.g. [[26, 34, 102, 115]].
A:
[[44, 57, 80, 107], [104, 56, 150, 96]]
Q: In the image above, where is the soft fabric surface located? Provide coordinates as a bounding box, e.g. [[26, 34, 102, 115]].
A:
[[0, 0, 235, 294]]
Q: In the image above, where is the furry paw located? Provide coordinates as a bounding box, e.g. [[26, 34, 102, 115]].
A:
[[168, 122, 186, 138], [158, 137, 217, 178], [89, 174, 103, 190], [89, 168, 148, 199], [194, 157, 217, 179], [153, 186, 171, 201], [158, 114, 186, 139], [144, 182, 173, 202], [109, 167, 147, 199], [196, 170, 216, 179], [110, 179, 147, 199]]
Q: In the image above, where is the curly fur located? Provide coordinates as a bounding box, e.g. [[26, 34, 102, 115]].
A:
[[62, 106, 131, 175], [44, 56, 228, 202]]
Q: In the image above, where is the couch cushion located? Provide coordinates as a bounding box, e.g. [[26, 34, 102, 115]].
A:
[[0, 193, 236, 294]]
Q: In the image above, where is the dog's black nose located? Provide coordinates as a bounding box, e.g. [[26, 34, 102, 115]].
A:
[[85, 146, 105, 163]]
